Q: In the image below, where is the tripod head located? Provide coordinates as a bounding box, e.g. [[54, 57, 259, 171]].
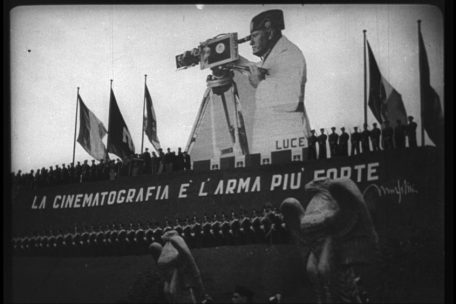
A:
[[186, 63, 250, 156], [206, 66, 235, 95]]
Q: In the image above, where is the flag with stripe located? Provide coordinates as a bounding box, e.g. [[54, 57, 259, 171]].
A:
[[76, 95, 108, 161], [144, 84, 161, 150], [367, 41, 408, 126], [107, 89, 135, 159], [419, 25, 443, 146]]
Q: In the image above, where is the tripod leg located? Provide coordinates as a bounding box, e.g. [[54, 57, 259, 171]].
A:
[[231, 87, 241, 155], [209, 90, 220, 158], [232, 81, 249, 155], [220, 92, 236, 144], [185, 88, 211, 153]]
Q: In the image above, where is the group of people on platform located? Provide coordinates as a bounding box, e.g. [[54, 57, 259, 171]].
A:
[[307, 116, 418, 160], [11, 147, 191, 190], [11, 117, 418, 190]]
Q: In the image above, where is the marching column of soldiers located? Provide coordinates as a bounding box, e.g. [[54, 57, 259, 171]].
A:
[[11, 207, 290, 256], [306, 116, 419, 160]]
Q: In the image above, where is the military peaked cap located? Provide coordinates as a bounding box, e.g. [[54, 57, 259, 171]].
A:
[[250, 9, 285, 33]]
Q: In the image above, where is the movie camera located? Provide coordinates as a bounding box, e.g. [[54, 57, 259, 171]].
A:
[[175, 33, 251, 71], [179, 33, 253, 158]]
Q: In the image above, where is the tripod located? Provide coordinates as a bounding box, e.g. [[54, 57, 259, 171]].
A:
[[185, 67, 249, 158]]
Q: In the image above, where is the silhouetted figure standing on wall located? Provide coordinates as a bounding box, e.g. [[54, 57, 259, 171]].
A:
[[142, 148, 152, 174], [81, 160, 89, 182], [54, 164, 62, 184], [328, 127, 339, 158], [88, 160, 96, 181], [131, 154, 144, 177], [394, 119, 406, 149], [317, 129, 327, 159], [61, 164, 69, 184], [183, 151, 191, 171], [307, 130, 318, 160], [120, 155, 132, 176], [406, 116, 418, 148], [75, 162, 82, 183], [109, 161, 117, 181], [338, 127, 349, 157], [157, 148, 165, 174], [150, 151, 158, 175], [175, 147, 185, 171], [114, 159, 123, 177], [361, 124, 371, 154], [48, 165, 55, 185], [350, 127, 361, 155], [381, 120, 394, 150], [164, 148, 174, 173], [370, 122, 381, 151]]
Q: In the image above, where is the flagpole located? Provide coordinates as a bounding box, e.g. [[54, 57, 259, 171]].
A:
[[418, 20, 425, 147], [363, 29, 367, 127], [108, 79, 113, 158], [141, 74, 147, 154], [72, 87, 80, 165]]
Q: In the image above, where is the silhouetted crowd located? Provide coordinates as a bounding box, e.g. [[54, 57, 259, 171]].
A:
[[307, 116, 418, 160], [11, 147, 191, 189], [12, 206, 288, 256], [11, 117, 419, 189]]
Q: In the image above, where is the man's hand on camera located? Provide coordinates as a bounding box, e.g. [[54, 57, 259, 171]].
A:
[[248, 64, 267, 88]]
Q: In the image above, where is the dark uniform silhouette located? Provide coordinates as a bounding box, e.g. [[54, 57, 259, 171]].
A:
[[328, 127, 339, 158], [81, 160, 89, 182], [183, 151, 191, 171], [142, 148, 152, 174], [394, 119, 406, 149], [157, 148, 165, 174], [55, 165, 63, 184], [361, 124, 371, 153], [350, 127, 361, 155], [338, 127, 349, 157], [151, 151, 159, 174], [307, 130, 318, 160], [48, 166, 55, 185], [175, 147, 185, 171], [164, 148, 175, 172], [381, 120, 394, 150], [370, 123, 381, 151], [406, 116, 418, 148], [317, 129, 328, 159]]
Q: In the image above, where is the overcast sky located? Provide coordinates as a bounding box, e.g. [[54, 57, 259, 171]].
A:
[[10, 4, 444, 173]]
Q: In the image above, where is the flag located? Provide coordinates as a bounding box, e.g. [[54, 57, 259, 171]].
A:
[[144, 84, 161, 150], [367, 41, 408, 126], [419, 25, 443, 146], [107, 89, 135, 159], [76, 95, 108, 161]]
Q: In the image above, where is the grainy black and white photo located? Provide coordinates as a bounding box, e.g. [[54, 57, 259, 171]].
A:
[[8, 3, 446, 303]]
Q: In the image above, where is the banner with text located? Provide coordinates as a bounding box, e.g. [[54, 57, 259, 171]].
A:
[[12, 147, 440, 234]]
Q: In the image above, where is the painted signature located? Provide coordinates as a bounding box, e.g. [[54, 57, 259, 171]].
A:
[[363, 179, 419, 204]]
